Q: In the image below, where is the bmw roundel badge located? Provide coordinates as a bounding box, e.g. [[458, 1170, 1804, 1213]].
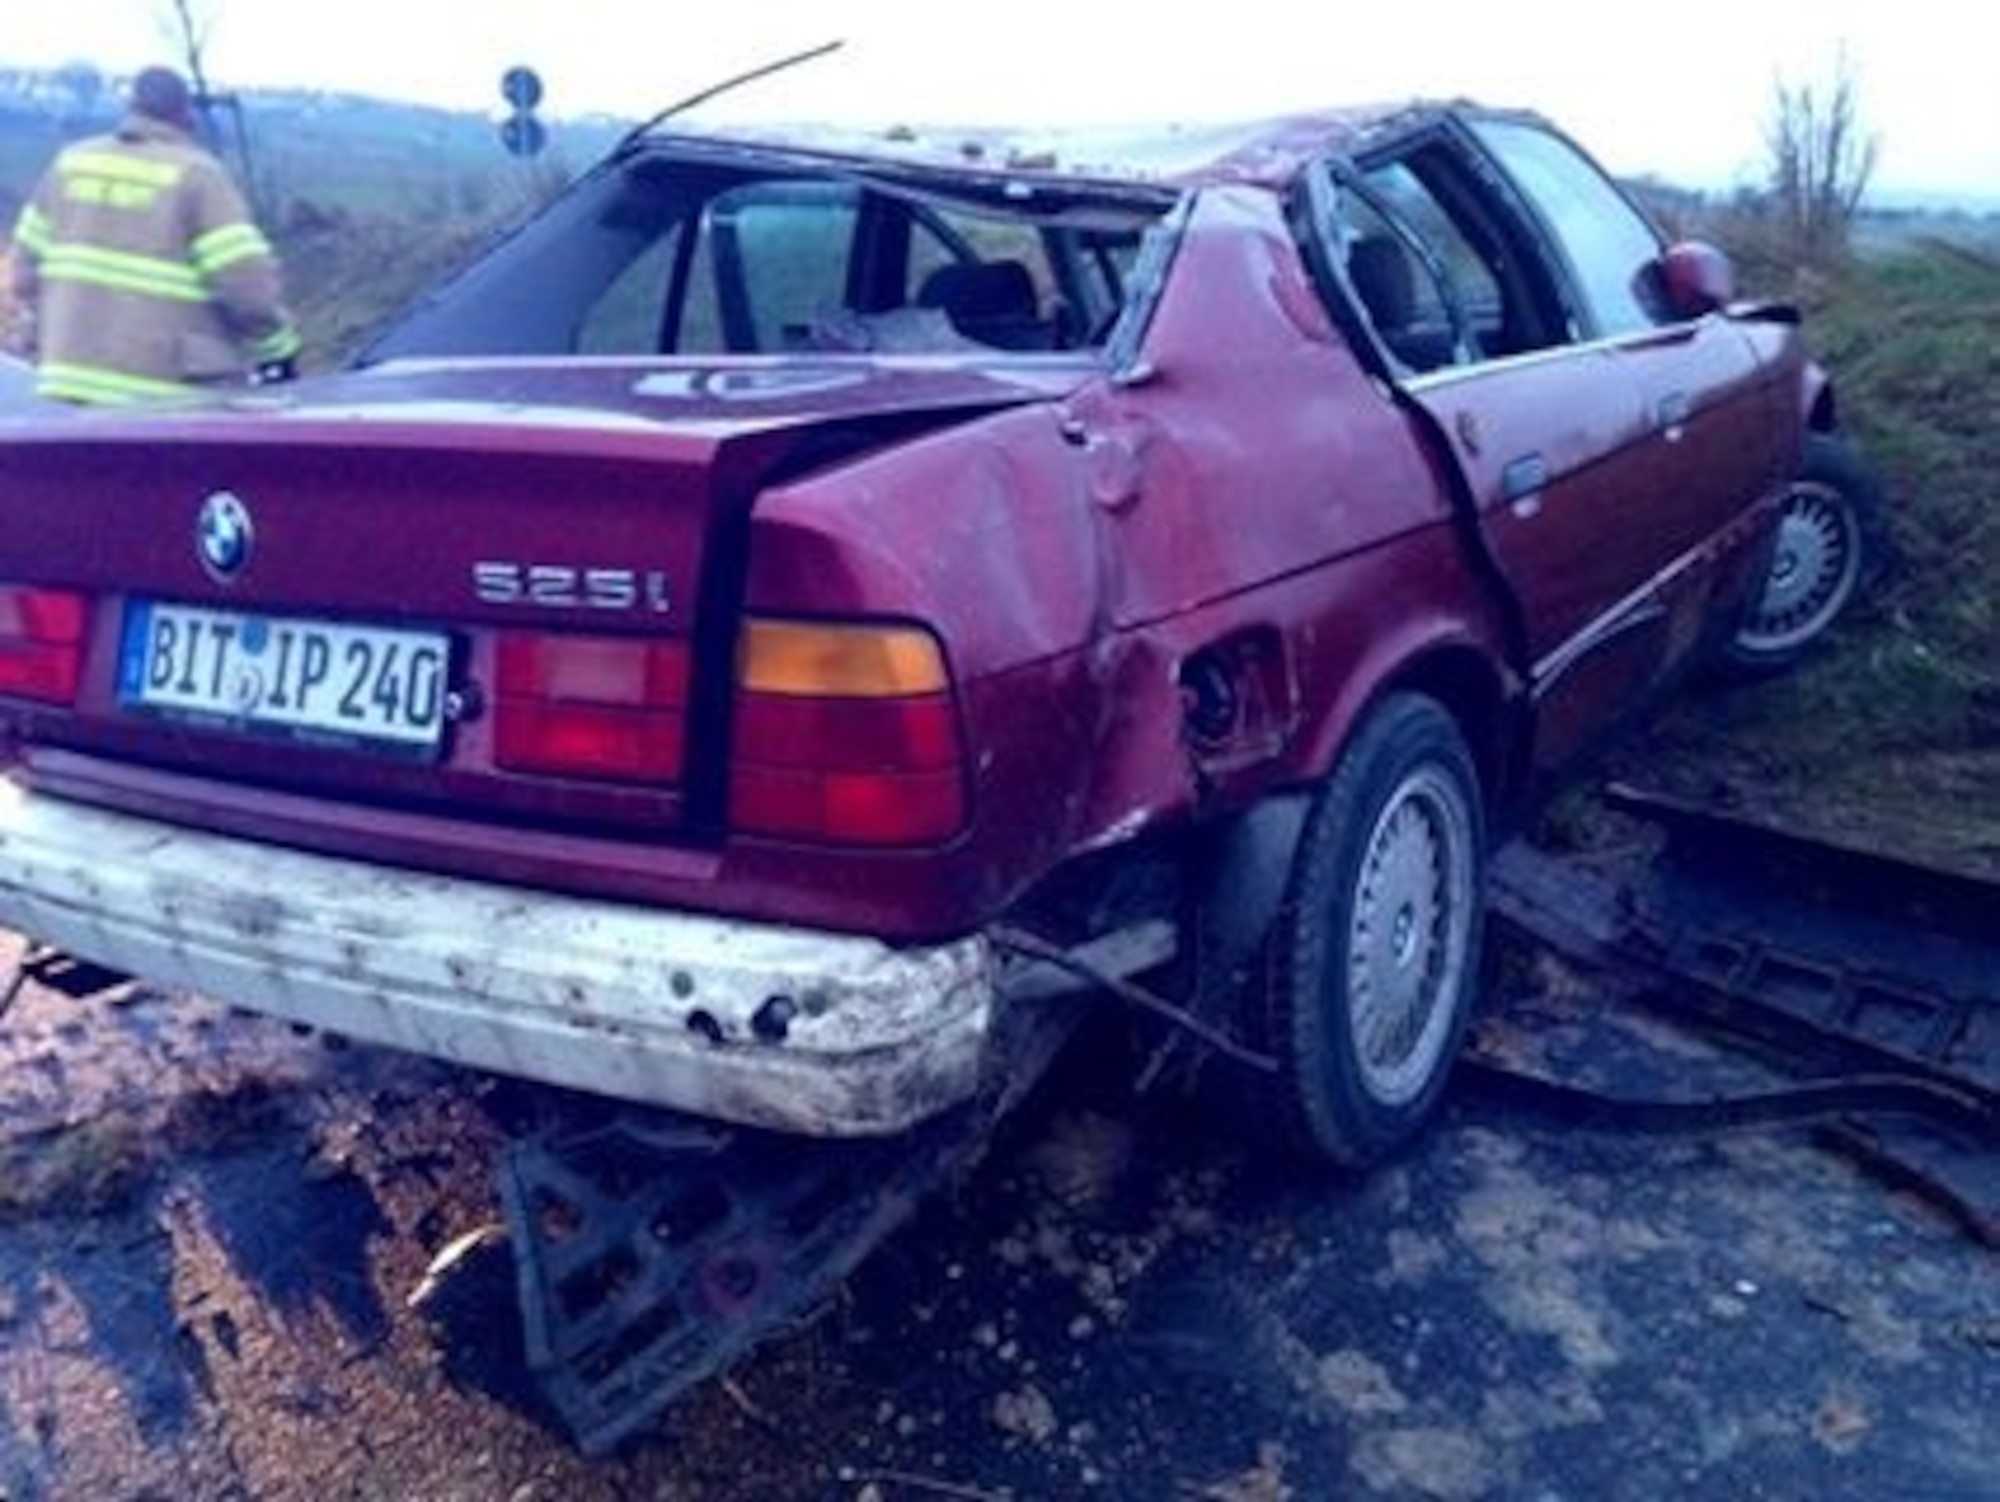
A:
[[197, 491, 253, 579]]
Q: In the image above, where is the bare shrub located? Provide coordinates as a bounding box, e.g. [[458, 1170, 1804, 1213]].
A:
[[1762, 53, 1879, 271]]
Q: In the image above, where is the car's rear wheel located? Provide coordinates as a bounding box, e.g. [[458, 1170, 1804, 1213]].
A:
[[1237, 693, 1484, 1167], [1725, 433, 1885, 673]]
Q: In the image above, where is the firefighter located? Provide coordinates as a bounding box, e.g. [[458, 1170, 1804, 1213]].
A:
[[4, 66, 301, 406]]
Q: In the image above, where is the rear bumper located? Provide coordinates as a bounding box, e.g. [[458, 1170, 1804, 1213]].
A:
[[0, 785, 1000, 1136]]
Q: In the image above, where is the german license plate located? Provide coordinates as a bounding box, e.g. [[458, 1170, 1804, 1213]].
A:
[[118, 601, 449, 755]]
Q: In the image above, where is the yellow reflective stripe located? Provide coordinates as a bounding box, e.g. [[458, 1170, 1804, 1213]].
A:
[[38, 243, 206, 302], [14, 205, 52, 254], [59, 151, 183, 189], [190, 222, 274, 274], [250, 326, 303, 362], [36, 362, 192, 405], [62, 176, 163, 211]]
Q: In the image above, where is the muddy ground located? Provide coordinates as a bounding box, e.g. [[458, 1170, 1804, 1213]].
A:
[[0, 869, 1994, 1502]]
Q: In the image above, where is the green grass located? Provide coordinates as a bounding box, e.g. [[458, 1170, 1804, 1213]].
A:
[[1813, 247, 2000, 649], [1622, 241, 2000, 874], [278, 208, 519, 367], [1771, 242, 1997, 747]]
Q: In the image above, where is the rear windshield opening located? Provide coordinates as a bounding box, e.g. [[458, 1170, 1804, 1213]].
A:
[[365, 147, 1172, 363]]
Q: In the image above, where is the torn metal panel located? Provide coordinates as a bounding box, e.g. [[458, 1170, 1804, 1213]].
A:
[[501, 1100, 1002, 1456], [1603, 783, 1999, 942], [1487, 793, 2000, 1252], [1606, 785, 2000, 1101], [0, 943, 137, 1015], [1488, 825, 2000, 1108], [499, 936, 1116, 1456]]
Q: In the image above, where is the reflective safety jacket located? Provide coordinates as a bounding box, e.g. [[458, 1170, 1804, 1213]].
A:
[[6, 115, 301, 405]]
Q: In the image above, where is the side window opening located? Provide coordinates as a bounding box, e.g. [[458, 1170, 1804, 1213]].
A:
[[793, 193, 1152, 355], [711, 183, 863, 352], [577, 180, 861, 355], [584, 180, 1148, 356], [906, 206, 1057, 350], [1464, 118, 1667, 339], [1361, 150, 1568, 364], [1332, 189, 1464, 374], [1070, 232, 1142, 337], [1308, 143, 1573, 379]]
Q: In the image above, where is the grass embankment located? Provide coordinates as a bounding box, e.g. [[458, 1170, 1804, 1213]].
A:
[[279, 205, 515, 367], [1627, 241, 2000, 874]]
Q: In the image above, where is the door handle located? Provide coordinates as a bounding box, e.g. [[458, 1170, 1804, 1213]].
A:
[[1502, 453, 1548, 517], [1657, 391, 1691, 441]]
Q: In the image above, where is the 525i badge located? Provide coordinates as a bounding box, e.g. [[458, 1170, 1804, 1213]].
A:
[[473, 563, 671, 614]]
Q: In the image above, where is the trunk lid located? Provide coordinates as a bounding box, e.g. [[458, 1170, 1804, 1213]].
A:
[[0, 356, 1070, 842]]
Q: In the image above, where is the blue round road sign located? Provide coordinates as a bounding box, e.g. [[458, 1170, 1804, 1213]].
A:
[[499, 113, 548, 158], [501, 65, 544, 112]]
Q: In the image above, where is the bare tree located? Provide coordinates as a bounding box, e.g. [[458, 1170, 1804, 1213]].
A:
[[156, 0, 217, 101], [148, 2, 274, 220], [1765, 52, 1878, 270]]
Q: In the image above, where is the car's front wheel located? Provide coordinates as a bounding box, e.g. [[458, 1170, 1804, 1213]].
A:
[[1238, 693, 1485, 1167], [1725, 433, 1885, 673]]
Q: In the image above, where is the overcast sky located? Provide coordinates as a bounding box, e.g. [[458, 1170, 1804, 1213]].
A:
[[4, 1, 1995, 202]]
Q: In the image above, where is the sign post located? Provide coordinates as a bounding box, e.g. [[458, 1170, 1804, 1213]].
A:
[[498, 65, 546, 159]]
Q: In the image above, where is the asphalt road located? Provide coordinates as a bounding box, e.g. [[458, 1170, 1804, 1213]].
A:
[[0, 925, 1994, 1501]]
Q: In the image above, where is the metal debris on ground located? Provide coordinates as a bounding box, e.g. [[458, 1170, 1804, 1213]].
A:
[[497, 1099, 1002, 1456], [0, 943, 139, 1019], [496, 935, 1121, 1455], [1487, 784, 2000, 1246], [1603, 783, 1998, 1100]]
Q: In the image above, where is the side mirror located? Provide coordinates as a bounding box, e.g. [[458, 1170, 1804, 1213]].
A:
[[1655, 239, 1737, 319]]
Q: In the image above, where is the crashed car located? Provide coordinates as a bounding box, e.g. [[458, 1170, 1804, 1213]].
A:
[[0, 102, 1877, 1166]]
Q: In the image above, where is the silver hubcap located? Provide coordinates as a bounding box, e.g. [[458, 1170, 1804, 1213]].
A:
[[1739, 480, 1861, 654], [1346, 765, 1476, 1106]]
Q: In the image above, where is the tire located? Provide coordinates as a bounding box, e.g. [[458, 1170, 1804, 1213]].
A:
[[1724, 433, 1886, 673], [1239, 693, 1485, 1167]]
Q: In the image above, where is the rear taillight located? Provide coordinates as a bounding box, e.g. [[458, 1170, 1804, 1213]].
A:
[[0, 587, 87, 705], [730, 619, 968, 847], [494, 632, 690, 784]]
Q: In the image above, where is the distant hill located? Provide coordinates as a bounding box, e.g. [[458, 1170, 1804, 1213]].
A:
[[0, 65, 627, 363], [0, 66, 625, 229]]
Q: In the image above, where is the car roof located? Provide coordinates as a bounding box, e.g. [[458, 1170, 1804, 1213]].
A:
[[637, 99, 1543, 192]]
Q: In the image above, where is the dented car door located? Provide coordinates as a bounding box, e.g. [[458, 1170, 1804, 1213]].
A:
[[1317, 121, 1787, 767]]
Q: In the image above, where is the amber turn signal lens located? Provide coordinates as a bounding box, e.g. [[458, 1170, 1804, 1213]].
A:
[[737, 619, 948, 698]]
